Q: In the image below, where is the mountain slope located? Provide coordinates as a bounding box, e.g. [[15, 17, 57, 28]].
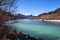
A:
[[37, 8, 60, 20]]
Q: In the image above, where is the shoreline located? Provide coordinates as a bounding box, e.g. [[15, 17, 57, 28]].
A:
[[28, 19, 60, 24], [0, 25, 42, 40], [44, 20, 60, 25], [16, 19, 60, 23], [29, 19, 60, 22], [8, 19, 60, 23], [44, 20, 60, 22]]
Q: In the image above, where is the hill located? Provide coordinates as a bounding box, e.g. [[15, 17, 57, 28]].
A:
[[36, 8, 60, 20], [0, 9, 20, 25]]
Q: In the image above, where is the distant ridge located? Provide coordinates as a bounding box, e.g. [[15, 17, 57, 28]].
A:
[[15, 14, 35, 19]]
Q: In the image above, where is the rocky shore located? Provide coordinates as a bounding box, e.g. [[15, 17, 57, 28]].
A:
[[0, 25, 43, 40]]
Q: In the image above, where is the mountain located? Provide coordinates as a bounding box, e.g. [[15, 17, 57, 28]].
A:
[[36, 8, 60, 20], [15, 14, 35, 19]]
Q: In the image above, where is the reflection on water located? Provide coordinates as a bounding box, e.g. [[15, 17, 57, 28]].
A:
[[4, 19, 60, 40]]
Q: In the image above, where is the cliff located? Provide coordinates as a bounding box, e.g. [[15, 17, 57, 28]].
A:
[[37, 8, 60, 20]]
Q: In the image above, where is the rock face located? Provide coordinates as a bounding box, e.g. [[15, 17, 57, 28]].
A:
[[37, 8, 60, 20]]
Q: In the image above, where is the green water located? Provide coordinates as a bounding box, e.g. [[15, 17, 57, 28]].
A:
[[5, 20, 60, 40]]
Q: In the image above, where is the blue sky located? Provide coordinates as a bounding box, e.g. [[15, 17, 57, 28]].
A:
[[16, 0, 60, 16]]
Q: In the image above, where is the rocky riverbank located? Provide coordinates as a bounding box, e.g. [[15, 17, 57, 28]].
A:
[[0, 25, 43, 40]]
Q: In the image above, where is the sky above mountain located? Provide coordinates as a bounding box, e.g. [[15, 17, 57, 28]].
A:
[[16, 0, 60, 16]]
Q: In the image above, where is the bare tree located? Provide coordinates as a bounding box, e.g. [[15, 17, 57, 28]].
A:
[[0, 0, 17, 25], [0, 0, 17, 12]]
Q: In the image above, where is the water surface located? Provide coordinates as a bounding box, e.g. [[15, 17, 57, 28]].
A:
[[5, 19, 60, 40]]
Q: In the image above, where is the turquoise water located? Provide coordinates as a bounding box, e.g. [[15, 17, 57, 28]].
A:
[[5, 19, 60, 40]]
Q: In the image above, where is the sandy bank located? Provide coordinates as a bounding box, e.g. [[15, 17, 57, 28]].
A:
[[44, 20, 60, 22], [44, 20, 60, 25]]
